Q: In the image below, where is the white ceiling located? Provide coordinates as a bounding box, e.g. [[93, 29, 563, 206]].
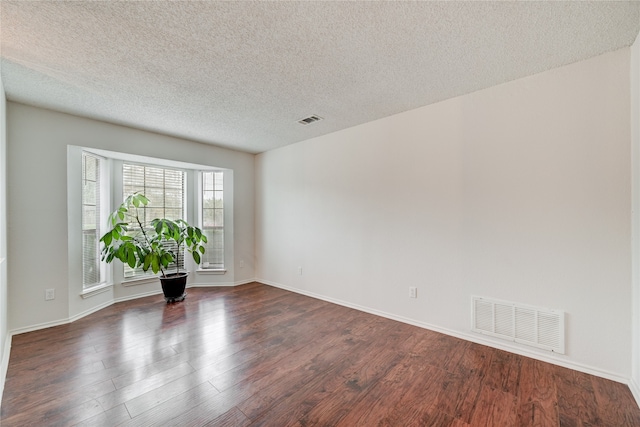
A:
[[1, 1, 639, 154]]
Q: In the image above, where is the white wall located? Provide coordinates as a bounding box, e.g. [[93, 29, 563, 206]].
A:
[[6, 103, 255, 332], [0, 70, 9, 403], [631, 34, 640, 402], [256, 48, 632, 380]]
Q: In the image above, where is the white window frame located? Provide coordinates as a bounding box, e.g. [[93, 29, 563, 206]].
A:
[[81, 151, 108, 290], [198, 170, 225, 271]]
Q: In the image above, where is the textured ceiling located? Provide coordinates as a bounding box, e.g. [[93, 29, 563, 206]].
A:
[[1, 1, 640, 154]]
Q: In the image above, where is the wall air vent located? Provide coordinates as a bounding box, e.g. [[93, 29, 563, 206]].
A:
[[472, 296, 565, 354], [297, 115, 323, 125]]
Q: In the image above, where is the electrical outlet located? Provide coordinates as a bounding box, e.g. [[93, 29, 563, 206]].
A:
[[45, 289, 55, 301], [298, 266, 303, 275], [240, 260, 244, 269], [409, 287, 417, 298]]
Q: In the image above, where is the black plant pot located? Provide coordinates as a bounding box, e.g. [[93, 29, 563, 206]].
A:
[[159, 272, 188, 303]]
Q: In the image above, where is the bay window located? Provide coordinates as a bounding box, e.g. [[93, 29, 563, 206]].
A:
[[74, 146, 230, 296]]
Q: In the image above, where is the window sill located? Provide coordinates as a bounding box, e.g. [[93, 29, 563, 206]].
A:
[[81, 283, 113, 299], [196, 269, 227, 275]]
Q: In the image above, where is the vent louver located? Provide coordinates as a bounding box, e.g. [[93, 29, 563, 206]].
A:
[[297, 115, 323, 125], [472, 296, 565, 354]]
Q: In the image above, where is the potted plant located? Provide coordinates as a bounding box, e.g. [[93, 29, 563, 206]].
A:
[[100, 193, 207, 303]]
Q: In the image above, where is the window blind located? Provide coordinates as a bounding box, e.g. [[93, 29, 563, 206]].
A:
[[201, 171, 224, 269], [123, 163, 185, 278], [82, 152, 101, 288]]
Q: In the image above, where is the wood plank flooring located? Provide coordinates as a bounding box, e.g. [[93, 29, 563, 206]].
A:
[[1, 282, 639, 426]]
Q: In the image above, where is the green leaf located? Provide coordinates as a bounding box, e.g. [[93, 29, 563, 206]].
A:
[[164, 223, 170, 236], [199, 246, 205, 254], [127, 250, 136, 268], [161, 253, 173, 266], [136, 247, 145, 262], [130, 194, 143, 208], [143, 253, 152, 271], [101, 232, 112, 246]]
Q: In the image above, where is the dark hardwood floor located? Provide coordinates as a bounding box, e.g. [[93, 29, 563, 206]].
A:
[[1, 282, 639, 426]]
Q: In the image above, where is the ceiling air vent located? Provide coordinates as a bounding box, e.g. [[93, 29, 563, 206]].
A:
[[297, 115, 323, 126]]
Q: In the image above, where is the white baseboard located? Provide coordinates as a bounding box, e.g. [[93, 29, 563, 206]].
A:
[[68, 299, 114, 323], [631, 377, 640, 408], [259, 278, 629, 385], [114, 288, 164, 304], [189, 278, 257, 288], [189, 283, 235, 288], [10, 317, 74, 336], [189, 282, 234, 288], [233, 278, 258, 286], [0, 333, 12, 408]]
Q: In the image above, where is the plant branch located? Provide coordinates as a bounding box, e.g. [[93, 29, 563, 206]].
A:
[[133, 206, 166, 277]]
